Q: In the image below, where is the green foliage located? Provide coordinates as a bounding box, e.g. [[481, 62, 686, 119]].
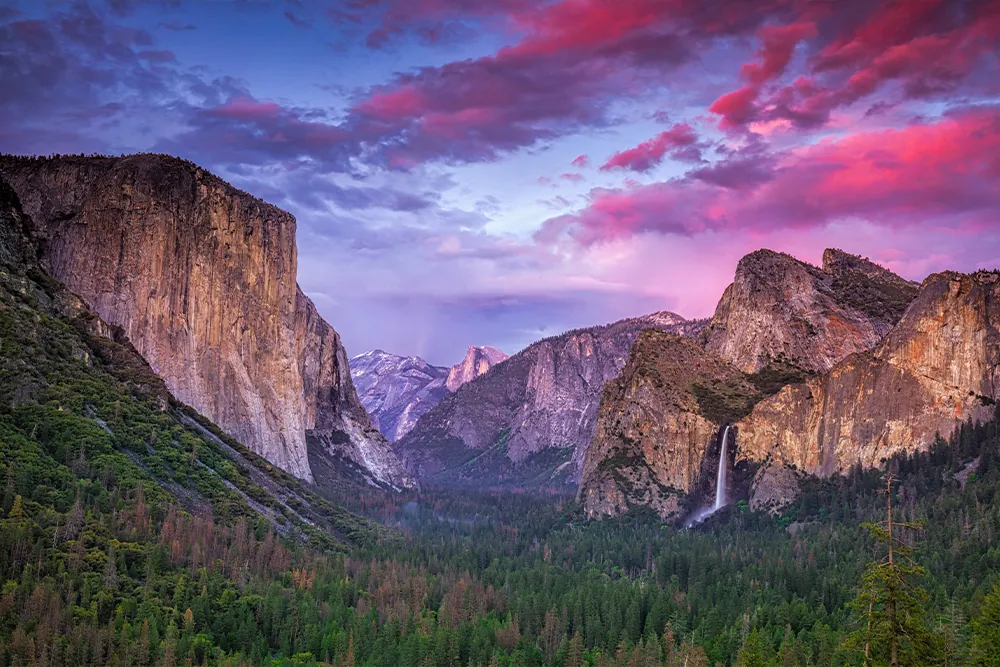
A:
[[825, 268, 918, 324], [844, 515, 942, 665], [5, 242, 1000, 665], [747, 353, 810, 396], [971, 578, 1000, 666], [690, 379, 761, 425]]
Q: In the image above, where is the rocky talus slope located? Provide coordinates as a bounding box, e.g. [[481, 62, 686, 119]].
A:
[[0, 154, 412, 489], [703, 248, 918, 374], [737, 270, 1000, 507], [395, 312, 707, 486], [350, 350, 450, 441]]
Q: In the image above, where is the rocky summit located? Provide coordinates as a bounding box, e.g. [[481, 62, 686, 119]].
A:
[[394, 312, 707, 487], [703, 248, 918, 374], [445, 345, 509, 391], [0, 154, 413, 490]]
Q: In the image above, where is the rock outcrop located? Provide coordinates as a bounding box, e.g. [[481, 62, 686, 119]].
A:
[[703, 249, 918, 374], [0, 154, 412, 488], [446, 346, 508, 392], [577, 331, 758, 520], [395, 312, 707, 487], [0, 174, 387, 543], [350, 350, 450, 441], [737, 271, 1000, 493]]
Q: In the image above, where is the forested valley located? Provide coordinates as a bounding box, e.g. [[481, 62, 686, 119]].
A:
[[5, 368, 1000, 667]]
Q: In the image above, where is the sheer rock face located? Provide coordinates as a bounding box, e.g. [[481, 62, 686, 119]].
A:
[[395, 312, 706, 486], [703, 248, 918, 374], [446, 346, 508, 392], [577, 331, 756, 521], [0, 154, 412, 488], [737, 271, 1000, 493], [350, 350, 450, 442], [0, 178, 35, 267]]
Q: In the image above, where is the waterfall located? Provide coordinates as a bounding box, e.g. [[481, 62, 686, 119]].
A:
[[714, 425, 730, 510], [685, 425, 732, 527]]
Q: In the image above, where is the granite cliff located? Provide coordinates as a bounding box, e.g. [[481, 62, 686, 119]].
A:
[[446, 346, 508, 391], [350, 350, 450, 442], [0, 174, 387, 544], [577, 331, 758, 521], [703, 249, 918, 374], [394, 312, 707, 487], [0, 154, 412, 489], [577, 249, 922, 520], [737, 270, 1000, 507]]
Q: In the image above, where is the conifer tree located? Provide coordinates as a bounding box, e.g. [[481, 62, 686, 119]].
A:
[[844, 474, 942, 666], [9, 494, 23, 520], [970, 577, 1000, 666], [736, 628, 768, 667], [566, 631, 584, 667]]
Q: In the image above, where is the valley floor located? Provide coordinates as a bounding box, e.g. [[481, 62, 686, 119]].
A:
[[5, 409, 1000, 665]]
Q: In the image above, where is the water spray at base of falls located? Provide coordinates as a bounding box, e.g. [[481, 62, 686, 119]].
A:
[[685, 425, 731, 528]]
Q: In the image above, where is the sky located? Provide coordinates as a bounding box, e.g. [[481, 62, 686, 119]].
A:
[[1, 0, 999, 365]]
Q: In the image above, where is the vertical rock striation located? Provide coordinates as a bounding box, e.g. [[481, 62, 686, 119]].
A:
[[0, 154, 412, 488]]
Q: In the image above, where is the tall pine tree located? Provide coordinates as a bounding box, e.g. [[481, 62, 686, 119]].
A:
[[844, 474, 942, 666]]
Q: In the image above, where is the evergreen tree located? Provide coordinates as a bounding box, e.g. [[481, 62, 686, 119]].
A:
[[844, 475, 942, 666], [971, 577, 1000, 666], [566, 631, 584, 667], [736, 628, 768, 667], [9, 493, 23, 520]]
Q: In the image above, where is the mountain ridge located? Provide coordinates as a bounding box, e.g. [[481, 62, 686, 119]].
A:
[[394, 310, 708, 487], [578, 248, 928, 520]]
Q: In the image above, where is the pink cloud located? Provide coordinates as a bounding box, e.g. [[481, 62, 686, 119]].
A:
[[708, 86, 759, 129], [543, 106, 1000, 245], [740, 20, 816, 85], [209, 96, 283, 121], [356, 86, 428, 121], [571, 154, 589, 167], [712, 1, 1000, 130], [346, 0, 796, 166], [600, 122, 704, 172]]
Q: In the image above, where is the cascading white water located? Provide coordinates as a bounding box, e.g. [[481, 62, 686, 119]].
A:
[[714, 425, 730, 510], [685, 425, 731, 527]]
